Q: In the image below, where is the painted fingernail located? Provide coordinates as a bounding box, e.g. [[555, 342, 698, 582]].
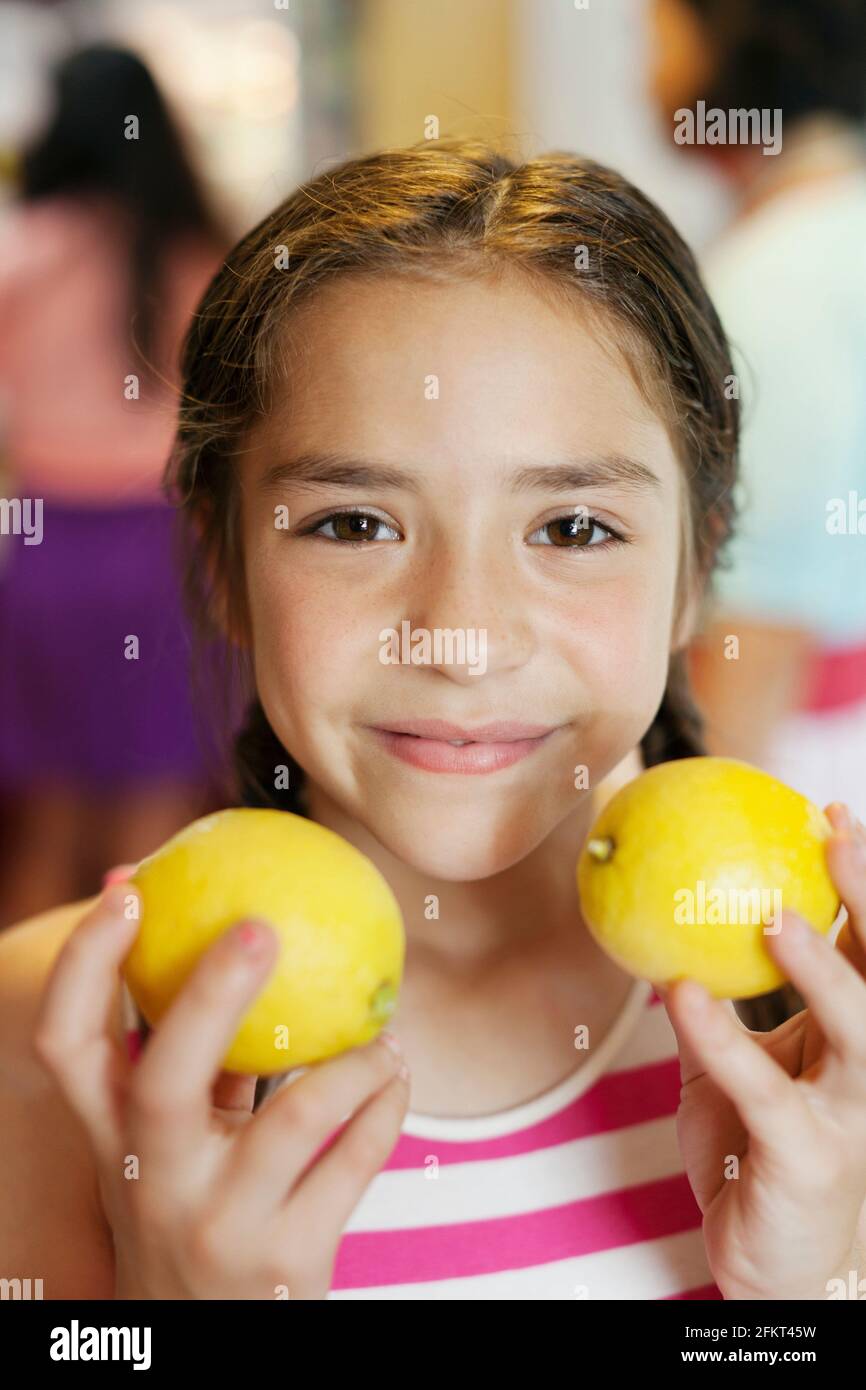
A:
[[101, 864, 131, 888], [235, 921, 269, 953], [378, 1029, 402, 1058]]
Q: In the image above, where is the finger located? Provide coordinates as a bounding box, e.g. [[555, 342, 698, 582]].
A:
[[824, 803, 866, 972], [33, 882, 141, 1161], [662, 975, 813, 1157], [651, 978, 717, 1086], [126, 919, 280, 1174], [213, 1070, 258, 1113], [764, 910, 866, 1079], [101, 862, 139, 889], [274, 1066, 410, 1260], [221, 1032, 406, 1221]]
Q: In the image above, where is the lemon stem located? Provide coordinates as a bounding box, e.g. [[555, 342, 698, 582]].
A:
[[586, 836, 615, 863]]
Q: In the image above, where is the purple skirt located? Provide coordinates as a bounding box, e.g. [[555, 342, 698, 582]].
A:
[[0, 497, 241, 793]]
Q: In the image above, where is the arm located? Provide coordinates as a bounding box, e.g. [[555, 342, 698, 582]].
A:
[[0, 901, 117, 1298]]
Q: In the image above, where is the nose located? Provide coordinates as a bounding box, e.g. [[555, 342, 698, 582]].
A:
[[406, 537, 535, 682]]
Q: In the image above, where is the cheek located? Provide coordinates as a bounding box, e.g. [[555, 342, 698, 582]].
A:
[[542, 563, 675, 702], [246, 553, 373, 709]]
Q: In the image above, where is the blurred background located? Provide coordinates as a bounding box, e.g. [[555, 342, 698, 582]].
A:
[[0, 0, 864, 927]]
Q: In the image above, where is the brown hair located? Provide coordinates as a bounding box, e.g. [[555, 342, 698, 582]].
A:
[[163, 138, 795, 1032]]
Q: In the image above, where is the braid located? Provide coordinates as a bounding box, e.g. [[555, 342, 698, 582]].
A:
[[639, 651, 705, 767], [233, 696, 309, 816]]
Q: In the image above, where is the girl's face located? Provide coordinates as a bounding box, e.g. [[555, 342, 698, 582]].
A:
[[239, 269, 690, 880]]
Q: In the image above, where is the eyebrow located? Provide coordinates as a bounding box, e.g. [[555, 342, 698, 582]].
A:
[[257, 450, 663, 496]]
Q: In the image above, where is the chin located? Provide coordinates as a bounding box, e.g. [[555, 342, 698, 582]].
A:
[[365, 802, 559, 883]]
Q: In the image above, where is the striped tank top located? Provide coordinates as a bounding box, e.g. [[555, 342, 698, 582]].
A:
[[120, 974, 722, 1300]]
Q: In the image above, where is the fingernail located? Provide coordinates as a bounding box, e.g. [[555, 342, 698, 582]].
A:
[[678, 979, 710, 1012], [378, 1029, 402, 1058], [397, 1060, 411, 1081], [829, 802, 852, 833], [101, 864, 131, 888], [783, 914, 811, 945], [235, 921, 269, 953]]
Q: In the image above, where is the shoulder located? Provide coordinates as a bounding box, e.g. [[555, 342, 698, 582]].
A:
[[0, 897, 119, 1298], [0, 894, 112, 1084]]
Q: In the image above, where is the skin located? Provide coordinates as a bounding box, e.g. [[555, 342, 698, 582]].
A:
[[20, 269, 866, 1300]]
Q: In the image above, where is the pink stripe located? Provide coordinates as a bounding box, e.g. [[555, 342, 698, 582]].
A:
[[803, 641, 866, 713], [665, 1281, 723, 1300], [384, 1054, 682, 1168], [331, 1170, 703, 1288]]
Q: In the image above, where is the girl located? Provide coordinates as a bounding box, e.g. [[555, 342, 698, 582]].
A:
[[3, 140, 866, 1301]]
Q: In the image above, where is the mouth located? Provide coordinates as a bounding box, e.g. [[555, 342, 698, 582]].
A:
[[366, 719, 562, 775]]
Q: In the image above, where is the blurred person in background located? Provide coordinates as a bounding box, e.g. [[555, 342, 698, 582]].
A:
[[648, 0, 866, 818], [0, 45, 230, 926]]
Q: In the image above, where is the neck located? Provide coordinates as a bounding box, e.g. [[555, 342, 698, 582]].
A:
[[712, 113, 866, 220]]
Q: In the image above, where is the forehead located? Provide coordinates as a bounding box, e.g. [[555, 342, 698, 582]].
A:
[[248, 268, 680, 487]]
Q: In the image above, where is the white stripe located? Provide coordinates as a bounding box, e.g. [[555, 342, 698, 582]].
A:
[[344, 1111, 686, 1231], [607, 998, 679, 1070]]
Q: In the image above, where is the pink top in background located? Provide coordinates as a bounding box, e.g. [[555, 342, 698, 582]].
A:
[[0, 193, 223, 504]]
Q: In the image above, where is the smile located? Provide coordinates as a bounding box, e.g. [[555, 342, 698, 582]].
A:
[[366, 720, 561, 775]]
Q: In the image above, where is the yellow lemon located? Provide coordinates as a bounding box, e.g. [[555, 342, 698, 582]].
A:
[[577, 757, 840, 998], [123, 808, 405, 1075]]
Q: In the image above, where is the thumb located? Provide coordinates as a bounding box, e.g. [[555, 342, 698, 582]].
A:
[[101, 862, 139, 888]]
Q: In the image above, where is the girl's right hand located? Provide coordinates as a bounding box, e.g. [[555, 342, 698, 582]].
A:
[[33, 882, 410, 1300]]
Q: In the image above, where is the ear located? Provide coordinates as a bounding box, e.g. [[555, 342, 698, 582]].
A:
[[671, 570, 704, 654]]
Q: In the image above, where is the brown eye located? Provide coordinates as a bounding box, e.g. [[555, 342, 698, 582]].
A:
[[545, 515, 595, 547], [527, 512, 622, 550], [308, 511, 401, 543], [331, 512, 381, 541]]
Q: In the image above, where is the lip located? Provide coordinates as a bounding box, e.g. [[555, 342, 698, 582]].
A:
[[367, 720, 561, 775], [370, 718, 557, 742]]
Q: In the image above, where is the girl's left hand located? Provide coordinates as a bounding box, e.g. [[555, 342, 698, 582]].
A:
[[657, 802, 866, 1301]]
